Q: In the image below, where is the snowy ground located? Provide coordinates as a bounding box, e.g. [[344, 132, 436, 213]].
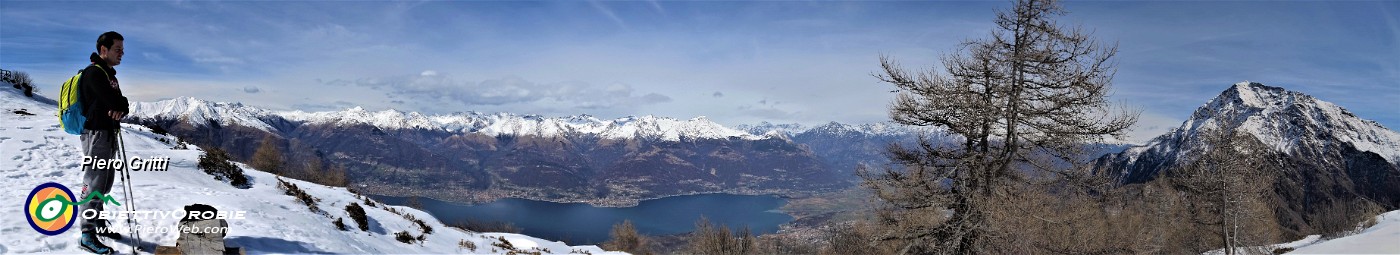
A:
[[1287, 210, 1400, 254], [1198, 209, 1400, 254], [0, 85, 623, 254]]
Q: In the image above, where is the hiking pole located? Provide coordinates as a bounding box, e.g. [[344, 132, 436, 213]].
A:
[[115, 129, 135, 255], [115, 129, 142, 254]]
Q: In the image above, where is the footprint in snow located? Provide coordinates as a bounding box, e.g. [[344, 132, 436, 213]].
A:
[[16, 126, 30, 129], [41, 171, 63, 177], [37, 242, 67, 253], [21, 140, 32, 143], [5, 173, 28, 178]]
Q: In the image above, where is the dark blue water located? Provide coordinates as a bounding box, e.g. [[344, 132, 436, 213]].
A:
[[368, 194, 792, 244]]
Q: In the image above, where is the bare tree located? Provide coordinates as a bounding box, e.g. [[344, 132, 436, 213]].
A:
[[687, 217, 756, 255], [1166, 109, 1280, 254], [9, 70, 34, 97], [14, 71, 30, 85], [602, 220, 653, 255], [861, 0, 1137, 253]]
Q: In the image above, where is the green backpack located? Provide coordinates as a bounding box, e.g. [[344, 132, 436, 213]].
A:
[[58, 65, 104, 135]]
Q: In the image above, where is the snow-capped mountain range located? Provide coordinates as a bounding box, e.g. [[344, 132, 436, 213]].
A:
[[130, 97, 783, 141], [128, 97, 924, 143]]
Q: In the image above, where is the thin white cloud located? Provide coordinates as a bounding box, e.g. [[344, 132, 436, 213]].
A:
[[589, 0, 628, 30], [325, 73, 672, 112], [142, 52, 166, 62]]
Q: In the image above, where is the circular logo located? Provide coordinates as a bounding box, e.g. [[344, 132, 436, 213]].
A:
[[25, 182, 76, 235]]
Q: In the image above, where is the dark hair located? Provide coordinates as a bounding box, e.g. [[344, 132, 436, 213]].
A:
[[96, 31, 123, 52]]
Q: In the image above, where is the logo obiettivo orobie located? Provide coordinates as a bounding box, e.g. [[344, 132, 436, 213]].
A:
[[24, 182, 119, 235]]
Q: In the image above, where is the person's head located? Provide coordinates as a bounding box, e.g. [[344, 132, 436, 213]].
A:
[[96, 31, 124, 66]]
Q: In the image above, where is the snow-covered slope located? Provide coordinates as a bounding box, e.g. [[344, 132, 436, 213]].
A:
[[1227, 209, 1400, 254], [130, 97, 762, 141], [1288, 210, 1400, 254], [1, 87, 620, 254]]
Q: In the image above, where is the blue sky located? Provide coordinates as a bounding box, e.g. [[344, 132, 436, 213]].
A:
[[2, 1, 1396, 142]]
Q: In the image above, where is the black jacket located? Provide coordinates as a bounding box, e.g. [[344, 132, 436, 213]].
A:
[[80, 52, 129, 130]]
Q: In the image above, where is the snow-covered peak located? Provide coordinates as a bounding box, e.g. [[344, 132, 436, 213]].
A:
[[593, 115, 759, 141], [1231, 81, 1268, 108], [281, 107, 438, 130], [129, 96, 277, 132], [1125, 82, 1400, 164]]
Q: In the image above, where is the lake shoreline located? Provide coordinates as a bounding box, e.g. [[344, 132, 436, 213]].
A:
[[361, 185, 836, 208], [369, 193, 798, 244]]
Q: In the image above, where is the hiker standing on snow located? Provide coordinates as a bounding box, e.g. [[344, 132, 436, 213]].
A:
[[77, 31, 129, 255]]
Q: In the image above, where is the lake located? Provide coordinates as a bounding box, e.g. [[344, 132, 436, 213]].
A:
[[369, 193, 793, 244]]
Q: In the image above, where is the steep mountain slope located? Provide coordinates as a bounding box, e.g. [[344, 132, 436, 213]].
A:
[[127, 97, 848, 207], [1097, 82, 1400, 235], [0, 85, 619, 254]]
